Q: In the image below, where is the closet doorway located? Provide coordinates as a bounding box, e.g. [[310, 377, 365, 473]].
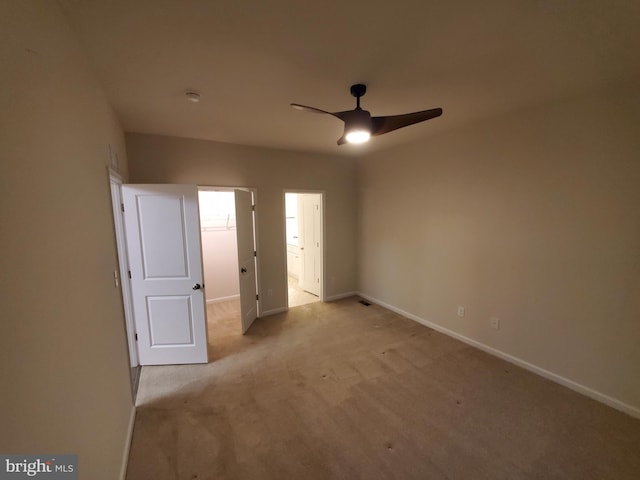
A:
[[284, 192, 324, 307], [199, 188, 259, 340]]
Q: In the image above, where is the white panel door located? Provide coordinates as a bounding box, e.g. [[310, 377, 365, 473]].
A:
[[299, 194, 321, 296], [234, 189, 258, 333], [122, 184, 208, 365]]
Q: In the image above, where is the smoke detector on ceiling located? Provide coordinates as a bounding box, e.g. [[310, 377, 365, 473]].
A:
[[184, 90, 201, 103]]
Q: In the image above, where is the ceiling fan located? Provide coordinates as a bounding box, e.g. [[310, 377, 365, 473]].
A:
[[291, 84, 443, 146]]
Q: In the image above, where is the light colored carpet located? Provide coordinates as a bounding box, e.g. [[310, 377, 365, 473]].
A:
[[126, 297, 640, 479], [288, 275, 319, 307]]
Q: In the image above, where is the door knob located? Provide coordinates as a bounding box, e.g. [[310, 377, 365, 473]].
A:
[[241, 267, 247, 274], [192, 283, 202, 290]]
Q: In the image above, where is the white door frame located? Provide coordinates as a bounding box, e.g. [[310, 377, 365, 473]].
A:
[[199, 186, 262, 318], [108, 168, 138, 368], [282, 190, 325, 307]]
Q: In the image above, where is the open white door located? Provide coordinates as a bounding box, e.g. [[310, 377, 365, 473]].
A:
[[299, 194, 321, 296], [235, 189, 258, 333], [122, 184, 208, 365]]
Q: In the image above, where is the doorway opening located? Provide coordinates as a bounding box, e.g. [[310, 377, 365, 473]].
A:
[[284, 192, 324, 308], [115, 183, 258, 369], [198, 189, 240, 343], [198, 187, 259, 348]]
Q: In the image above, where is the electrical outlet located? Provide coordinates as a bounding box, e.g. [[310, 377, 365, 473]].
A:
[[490, 317, 500, 329], [113, 269, 119, 288], [457, 306, 465, 317]]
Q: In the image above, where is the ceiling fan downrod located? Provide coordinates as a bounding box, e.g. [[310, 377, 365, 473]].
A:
[[350, 83, 367, 110]]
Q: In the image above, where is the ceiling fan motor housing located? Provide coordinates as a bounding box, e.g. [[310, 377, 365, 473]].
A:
[[344, 108, 372, 133]]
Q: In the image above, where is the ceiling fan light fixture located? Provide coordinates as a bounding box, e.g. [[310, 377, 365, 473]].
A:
[[345, 129, 371, 144], [343, 108, 373, 144]]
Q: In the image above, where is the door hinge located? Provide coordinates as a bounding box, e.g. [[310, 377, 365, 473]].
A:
[[128, 270, 131, 279], [252, 205, 256, 211], [254, 250, 257, 257], [121, 203, 125, 212], [135, 333, 138, 341], [256, 294, 259, 300]]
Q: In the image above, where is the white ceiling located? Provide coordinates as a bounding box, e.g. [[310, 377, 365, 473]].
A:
[[58, 0, 640, 156]]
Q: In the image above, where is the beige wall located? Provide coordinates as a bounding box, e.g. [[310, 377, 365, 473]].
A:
[[357, 88, 640, 413], [126, 133, 358, 313], [0, 2, 134, 478], [202, 229, 240, 302]]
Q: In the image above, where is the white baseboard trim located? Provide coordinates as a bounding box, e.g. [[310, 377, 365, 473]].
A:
[[325, 291, 357, 302], [357, 292, 640, 419], [206, 294, 240, 304], [260, 307, 288, 317], [119, 406, 136, 480]]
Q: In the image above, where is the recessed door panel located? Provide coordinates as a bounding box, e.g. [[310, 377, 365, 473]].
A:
[[137, 195, 188, 279], [147, 296, 194, 346]]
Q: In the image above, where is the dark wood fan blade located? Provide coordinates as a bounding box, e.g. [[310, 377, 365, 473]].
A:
[[331, 110, 353, 122], [290, 103, 334, 115], [291, 103, 352, 122], [337, 134, 348, 146], [371, 108, 443, 136]]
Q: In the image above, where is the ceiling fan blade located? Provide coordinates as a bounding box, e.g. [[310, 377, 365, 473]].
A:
[[290, 103, 335, 115], [337, 134, 348, 146], [291, 103, 352, 121], [371, 108, 443, 136]]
